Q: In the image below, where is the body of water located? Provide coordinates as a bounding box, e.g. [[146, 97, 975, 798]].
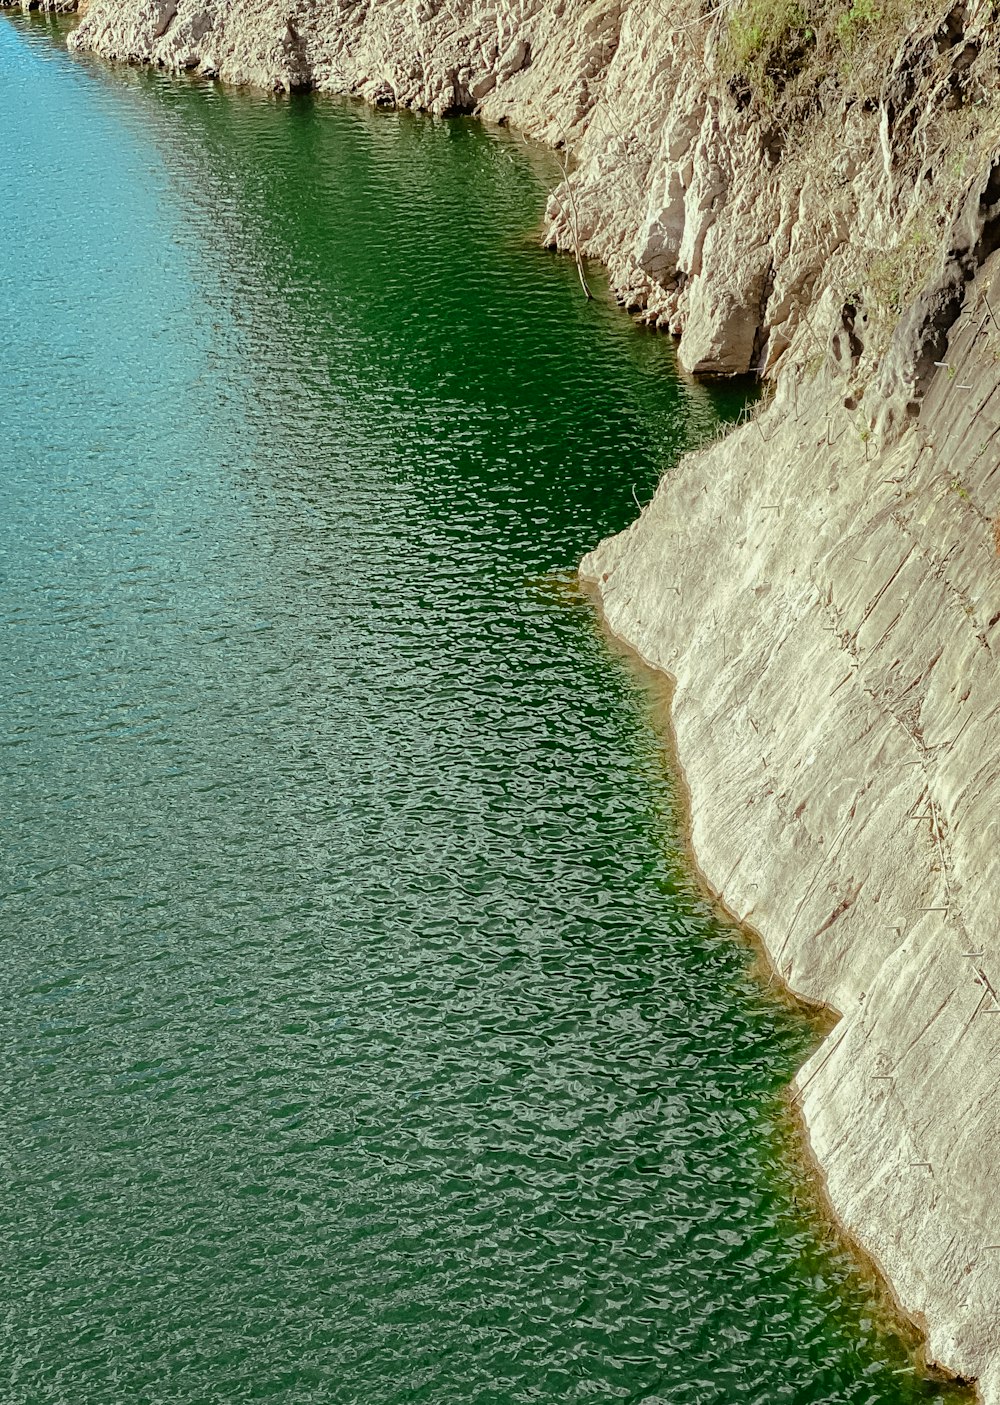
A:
[[0, 17, 964, 1404]]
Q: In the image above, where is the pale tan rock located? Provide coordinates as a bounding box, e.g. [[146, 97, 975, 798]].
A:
[[582, 247, 1000, 1395]]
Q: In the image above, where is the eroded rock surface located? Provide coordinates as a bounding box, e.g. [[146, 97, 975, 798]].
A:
[[65, 1, 623, 144], [582, 247, 1000, 1399]]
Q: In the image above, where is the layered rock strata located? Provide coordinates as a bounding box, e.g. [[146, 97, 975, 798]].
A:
[[583, 265, 1000, 1397], [16, 0, 1000, 1394]]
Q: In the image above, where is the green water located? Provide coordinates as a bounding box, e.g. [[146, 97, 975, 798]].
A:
[[0, 16, 966, 1404]]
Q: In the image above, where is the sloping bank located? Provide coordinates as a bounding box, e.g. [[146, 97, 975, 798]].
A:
[[21, 0, 1000, 1393]]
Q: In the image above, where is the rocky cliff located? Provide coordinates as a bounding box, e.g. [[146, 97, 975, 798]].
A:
[[18, 0, 1000, 1394]]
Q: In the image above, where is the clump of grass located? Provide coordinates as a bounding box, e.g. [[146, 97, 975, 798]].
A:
[[718, 0, 933, 111], [834, 0, 883, 56], [866, 221, 934, 317], [720, 0, 815, 101]]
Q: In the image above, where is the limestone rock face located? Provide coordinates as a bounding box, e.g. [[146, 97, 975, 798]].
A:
[[65, 0, 624, 144], [582, 246, 1000, 1399], [23, 0, 1000, 1393]]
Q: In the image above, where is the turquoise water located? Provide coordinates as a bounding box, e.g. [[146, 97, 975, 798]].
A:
[[0, 16, 965, 1404]]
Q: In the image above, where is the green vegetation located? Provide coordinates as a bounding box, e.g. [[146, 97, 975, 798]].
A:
[[833, 0, 883, 54], [718, 0, 999, 335], [866, 221, 933, 316], [719, 0, 929, 107], [723, 0, 814, 100]]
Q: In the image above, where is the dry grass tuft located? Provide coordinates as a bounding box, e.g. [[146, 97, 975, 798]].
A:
[[717, 0, 966, 113]]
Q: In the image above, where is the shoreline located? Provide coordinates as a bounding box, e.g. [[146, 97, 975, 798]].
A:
[[583, 581, 963, 1388], [579, 337, 1000, 1397]]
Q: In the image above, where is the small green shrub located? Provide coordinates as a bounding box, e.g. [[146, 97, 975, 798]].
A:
[[866, 224, 932, 316], [834, 0, 882, 53], [722, 0, 815, 100], [719, 0, 932, 111]]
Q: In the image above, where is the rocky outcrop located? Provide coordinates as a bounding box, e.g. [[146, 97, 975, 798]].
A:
[[578, 14, 1000, 1393], [63, 0, 624, 147], [583, 256, 1000, 1395], [55, 0, 1000, 381], [29, 0, 1000, 1394]]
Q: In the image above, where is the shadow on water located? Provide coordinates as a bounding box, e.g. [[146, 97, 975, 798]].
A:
[[0, 15, 974, 1404]]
